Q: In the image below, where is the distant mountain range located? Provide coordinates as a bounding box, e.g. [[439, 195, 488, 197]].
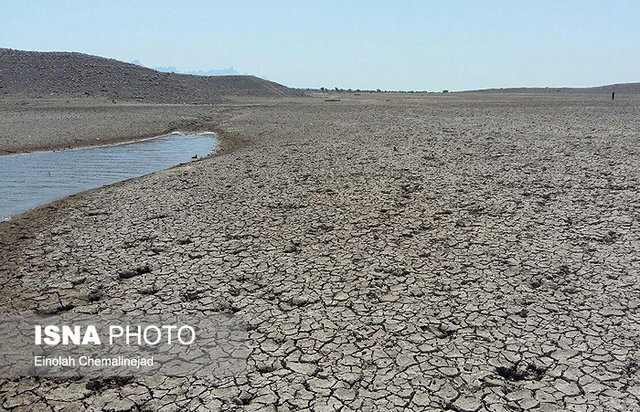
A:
[[130, 59, 239, 76]]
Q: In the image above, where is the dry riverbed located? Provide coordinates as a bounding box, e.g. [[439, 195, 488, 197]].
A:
[[1, 94, 639, 411]]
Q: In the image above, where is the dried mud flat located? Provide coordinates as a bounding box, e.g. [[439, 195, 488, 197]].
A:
[[1, 94, 640, 411]]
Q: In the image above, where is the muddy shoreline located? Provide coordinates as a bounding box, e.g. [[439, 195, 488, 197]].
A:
[[1, 94, 640, 410], [0, 97, 261, 155]]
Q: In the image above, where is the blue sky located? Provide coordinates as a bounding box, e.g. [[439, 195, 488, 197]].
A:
[[1, 0, 639, 90]]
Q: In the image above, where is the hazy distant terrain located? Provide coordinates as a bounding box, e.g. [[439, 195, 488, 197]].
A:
[[0, 48, 302, 102], [466, 82, 640, 94], [130, 59, 240, 76], [155, 66, 240, 76]]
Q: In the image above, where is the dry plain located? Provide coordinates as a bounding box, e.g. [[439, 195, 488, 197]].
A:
[[1, 93, 639, 411]]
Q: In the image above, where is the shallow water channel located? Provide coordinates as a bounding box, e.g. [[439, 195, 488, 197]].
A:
[[0, 133, 217, 221]]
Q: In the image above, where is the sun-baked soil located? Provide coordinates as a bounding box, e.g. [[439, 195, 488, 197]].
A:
[[1, 93, 640, 411]]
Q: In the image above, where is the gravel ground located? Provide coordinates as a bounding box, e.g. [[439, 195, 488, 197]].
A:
[[1, 94, 640, 411]]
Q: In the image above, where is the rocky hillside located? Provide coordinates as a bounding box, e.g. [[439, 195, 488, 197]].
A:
[[0, 48, 303, 102]]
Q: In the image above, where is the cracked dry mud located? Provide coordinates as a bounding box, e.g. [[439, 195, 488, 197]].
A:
[[1, 94, 640, 411]]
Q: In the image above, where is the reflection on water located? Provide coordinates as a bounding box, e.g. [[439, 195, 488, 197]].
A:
[[0, 133, 217, 221]]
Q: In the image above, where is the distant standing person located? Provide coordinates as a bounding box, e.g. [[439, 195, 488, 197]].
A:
[[612, 92, 615, 100]]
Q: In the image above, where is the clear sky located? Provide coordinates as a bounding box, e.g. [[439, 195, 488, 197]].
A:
[[1, 0, 639, 91]]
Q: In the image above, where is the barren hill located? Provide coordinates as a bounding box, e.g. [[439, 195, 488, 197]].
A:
[[466, 82, 640, 94], [0, 48, 303, 102]]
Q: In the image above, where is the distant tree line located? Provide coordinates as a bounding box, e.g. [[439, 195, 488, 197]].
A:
[[309, 87, 449, 94]]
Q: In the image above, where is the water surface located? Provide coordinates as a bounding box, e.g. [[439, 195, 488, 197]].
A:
[[0, 133, 217, 221]]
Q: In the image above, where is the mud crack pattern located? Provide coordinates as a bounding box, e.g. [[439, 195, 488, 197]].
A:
[[1, 95, 640, 411]]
